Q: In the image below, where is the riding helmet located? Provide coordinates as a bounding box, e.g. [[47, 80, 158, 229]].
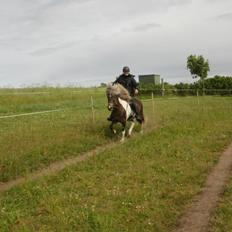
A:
[[123, 66, 130, 73]]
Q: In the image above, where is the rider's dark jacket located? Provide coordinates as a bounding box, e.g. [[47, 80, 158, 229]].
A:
[[113, 74, 139, 97]]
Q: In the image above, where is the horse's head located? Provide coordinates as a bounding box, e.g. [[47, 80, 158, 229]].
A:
[[106, 83, 119, 111]]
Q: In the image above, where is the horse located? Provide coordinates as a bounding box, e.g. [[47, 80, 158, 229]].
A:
[[106, 83, 144, 142]]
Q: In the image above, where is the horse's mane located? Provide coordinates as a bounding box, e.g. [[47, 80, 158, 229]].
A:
[[106, 83, 131, 101]]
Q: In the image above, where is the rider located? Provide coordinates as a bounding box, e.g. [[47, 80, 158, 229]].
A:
[[113, 66, 139, 97], [113, 66, 141, 120]]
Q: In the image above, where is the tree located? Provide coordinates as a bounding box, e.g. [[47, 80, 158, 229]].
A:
[[187, 55, 210, 80], [187, 55, 210, 94]]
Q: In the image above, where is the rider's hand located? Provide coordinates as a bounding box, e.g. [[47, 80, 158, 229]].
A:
[[135, 89, 139, 95]]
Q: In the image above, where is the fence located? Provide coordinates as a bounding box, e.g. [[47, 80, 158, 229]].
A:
[[140, 88, 232, 97], [0, 88, 231, 123]]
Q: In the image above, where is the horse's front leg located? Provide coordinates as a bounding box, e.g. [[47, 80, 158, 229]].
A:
[[120, 122, 126, 143], [110, 122, 117, 134], [128, 120, 135, 137]]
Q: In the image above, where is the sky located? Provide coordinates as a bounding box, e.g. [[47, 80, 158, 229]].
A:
[[0, 0, 232, 87]]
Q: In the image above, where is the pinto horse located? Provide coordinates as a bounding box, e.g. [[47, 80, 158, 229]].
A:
[[106, 83, 144, 142]]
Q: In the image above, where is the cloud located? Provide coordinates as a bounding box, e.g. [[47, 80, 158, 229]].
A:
[[205, 0, 231, 3], [132, 23, 161, 32], [215, 12, 232, 20], [0, 0, 232, 87], [29, 41, 78, 56]]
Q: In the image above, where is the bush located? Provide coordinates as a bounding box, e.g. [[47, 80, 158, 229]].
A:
[[139, 76, 232, 97]]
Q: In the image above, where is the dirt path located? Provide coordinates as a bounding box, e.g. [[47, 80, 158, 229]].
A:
[[174, 142, 232, 232], [0, 121, 157, 193], [2, 129, 231, 232], [0, 142, 117, 193]]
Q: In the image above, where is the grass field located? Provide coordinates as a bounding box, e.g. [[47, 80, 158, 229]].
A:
[[0, 88, 110, 182], [0, 88, 232, 231], [0, 88, 105, 115], [0, 88, 199, 182]]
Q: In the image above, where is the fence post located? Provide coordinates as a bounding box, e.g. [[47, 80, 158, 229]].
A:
[[197, 89, 200, 105], [152, 92, 155, 114], [202, 79, 205, 96], [91, 96, 95, 123], [161, 78, 165, 97]]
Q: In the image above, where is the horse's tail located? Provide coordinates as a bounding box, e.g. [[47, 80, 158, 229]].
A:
[[139, 100, 145, 123], [140, 102, 145, 123]]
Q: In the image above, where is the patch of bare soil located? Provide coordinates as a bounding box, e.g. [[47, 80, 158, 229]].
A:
[[174, 143, 232, 232]]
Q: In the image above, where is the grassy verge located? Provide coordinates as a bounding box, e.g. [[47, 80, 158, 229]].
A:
[[0, 97, 231, 231]]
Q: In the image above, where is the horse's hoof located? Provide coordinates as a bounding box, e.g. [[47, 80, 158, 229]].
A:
[[120, 139, 125, 143], [140, 130, 144, 135]]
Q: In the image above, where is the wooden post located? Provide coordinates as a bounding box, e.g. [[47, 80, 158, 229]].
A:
[[161, 78, 165, 97], [152, 92, 155, 114], [197, 89, 200, 105], [202, 79, 205, 96], [91, 96, 95, 123]]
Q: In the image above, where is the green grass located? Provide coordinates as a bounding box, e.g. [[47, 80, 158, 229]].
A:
[[209, 176, 232, 232], [0, 93, 231, 231], [0, 87, 105, 115], [0, 88, 161, 182], [0, 88, 205, 182], [0, 108, 109, 182]]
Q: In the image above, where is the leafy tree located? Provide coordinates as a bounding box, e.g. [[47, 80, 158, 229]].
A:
[[187, 55, 210, 94], [187, 55, 210, 80], [174, 82, 191, 96]]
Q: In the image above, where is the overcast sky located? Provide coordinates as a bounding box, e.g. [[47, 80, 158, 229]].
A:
[[0, 0, 231, 87]]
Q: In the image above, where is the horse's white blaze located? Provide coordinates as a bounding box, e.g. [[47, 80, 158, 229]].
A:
[[128, 121, 135, 136], [118, 98, 131, 120]]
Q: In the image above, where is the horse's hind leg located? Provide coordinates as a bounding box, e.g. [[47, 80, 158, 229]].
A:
[[110, 122, 117, 134], [140, 122, 144, 134], [136, 118, 144, 135], [138, 112, 145, 135]]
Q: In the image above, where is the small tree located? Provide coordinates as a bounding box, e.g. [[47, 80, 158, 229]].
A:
[[187, 55, 210, 94]]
